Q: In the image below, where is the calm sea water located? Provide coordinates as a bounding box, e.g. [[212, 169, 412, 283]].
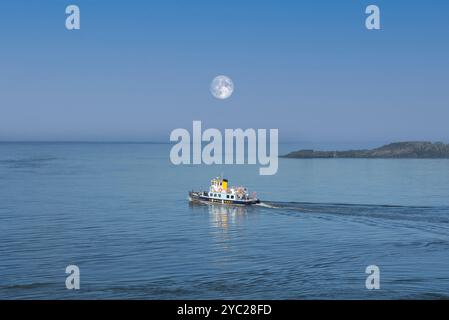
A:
[[0, 142, 448, 299]]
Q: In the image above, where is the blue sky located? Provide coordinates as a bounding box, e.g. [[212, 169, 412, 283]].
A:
[[0, 0, 448, 142]]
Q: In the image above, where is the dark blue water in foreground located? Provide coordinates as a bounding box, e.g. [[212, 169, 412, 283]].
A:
[[1, 143, 449, 299]]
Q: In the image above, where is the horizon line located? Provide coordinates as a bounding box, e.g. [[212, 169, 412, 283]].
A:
[[0, 140, 445, 144]]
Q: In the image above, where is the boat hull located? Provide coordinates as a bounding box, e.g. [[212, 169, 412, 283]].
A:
[[189, 191, 260, 206]]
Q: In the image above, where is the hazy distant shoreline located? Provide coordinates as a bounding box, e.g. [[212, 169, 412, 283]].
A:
[[283, 141, 449, 159]]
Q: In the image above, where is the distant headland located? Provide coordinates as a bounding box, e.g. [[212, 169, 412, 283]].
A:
[[283, 142, 449, 159]]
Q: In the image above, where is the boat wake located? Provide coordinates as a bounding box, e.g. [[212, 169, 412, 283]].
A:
[[255, 200, 449, 226], [191, 198, 449, 229], [254, 202, 279, 209]]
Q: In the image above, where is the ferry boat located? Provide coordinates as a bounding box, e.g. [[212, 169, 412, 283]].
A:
[[189, 177, 260, 206]]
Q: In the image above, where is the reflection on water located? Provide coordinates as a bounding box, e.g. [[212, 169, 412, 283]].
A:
[[189, 202, 255, 251], [189, 202, 251, 231], [208, 204, 249, 231]]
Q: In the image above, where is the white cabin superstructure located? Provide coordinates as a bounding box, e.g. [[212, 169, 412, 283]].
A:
[[208, 177, 250, 201]]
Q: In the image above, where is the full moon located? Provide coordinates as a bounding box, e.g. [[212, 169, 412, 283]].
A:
[[210, 75, 234, 99]]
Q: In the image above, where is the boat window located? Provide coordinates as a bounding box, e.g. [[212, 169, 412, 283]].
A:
[[231, 195, 234, 199], [226, 195, 229, 199], [209, 193, 212, 196], [218, 194, 221, 198]]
